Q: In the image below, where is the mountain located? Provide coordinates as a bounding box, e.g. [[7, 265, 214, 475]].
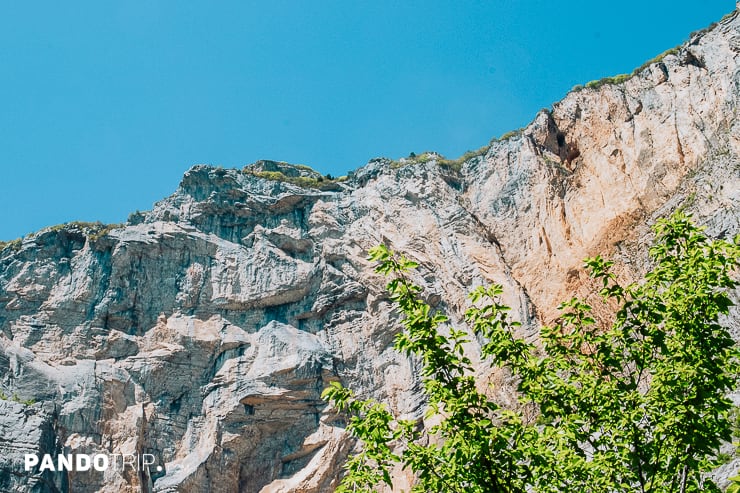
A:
[[1, 8, 739, 493]]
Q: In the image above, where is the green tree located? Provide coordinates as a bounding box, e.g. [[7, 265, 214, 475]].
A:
[[323, 212, 740, 492]]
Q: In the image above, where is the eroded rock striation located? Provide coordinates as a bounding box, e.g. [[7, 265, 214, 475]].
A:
[[2, 9, 740, 492]]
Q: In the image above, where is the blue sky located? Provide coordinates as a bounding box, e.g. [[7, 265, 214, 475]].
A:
[[0, 2, 733, 240]]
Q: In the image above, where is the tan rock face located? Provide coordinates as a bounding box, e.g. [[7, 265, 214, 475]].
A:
[[1, 10, 739, 493], [463, 13, 740, 321]]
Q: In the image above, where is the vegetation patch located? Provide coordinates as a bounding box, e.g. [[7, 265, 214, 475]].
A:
[[438, 145, 489, 171], [0, 390, 35, 406], [0, 238, 22, 252], [392, 145, 490, 173], [497, 128, 524, 141], [585, 73, 632, 90], [570, 13, 730, 97], [570, 45, 681, 95], [46, 221, 123, 242], [631, 46, 680, 76], [325, 212, 740, 492], [391, 151, 438, 169], [243, 169, 348, 189]]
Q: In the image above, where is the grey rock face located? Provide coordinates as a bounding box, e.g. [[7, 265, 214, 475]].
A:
[[1, 9, 740, 492]]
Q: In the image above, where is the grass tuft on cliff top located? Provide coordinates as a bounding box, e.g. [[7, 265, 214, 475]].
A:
[[392, 144, 490, 172]]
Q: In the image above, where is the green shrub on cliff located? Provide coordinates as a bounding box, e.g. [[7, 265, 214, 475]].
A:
[[324, 211, 740, 492], [0, 238, 22, 252], [392, 145, 490, 172], [244, 169, 346, 189], [585, 73, 632, 90], [47, 221, 122, 242]]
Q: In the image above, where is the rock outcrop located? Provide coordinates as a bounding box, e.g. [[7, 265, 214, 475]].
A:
[[1, 8, 739, 492]]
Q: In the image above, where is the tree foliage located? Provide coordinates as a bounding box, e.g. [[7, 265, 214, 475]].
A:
[[322, 212, 740, 492]]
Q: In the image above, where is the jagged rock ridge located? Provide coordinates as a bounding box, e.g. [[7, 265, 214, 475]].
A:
[[1, 8, 739, 492]]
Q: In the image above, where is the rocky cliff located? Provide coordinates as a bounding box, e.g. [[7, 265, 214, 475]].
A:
[[2, 8, 739, 493]]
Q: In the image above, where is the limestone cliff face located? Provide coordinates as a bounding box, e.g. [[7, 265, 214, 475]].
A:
[[1, 9, 740, 493]]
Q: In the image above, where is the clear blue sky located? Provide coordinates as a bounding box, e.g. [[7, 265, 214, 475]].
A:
[[0, 2, 733, 240]]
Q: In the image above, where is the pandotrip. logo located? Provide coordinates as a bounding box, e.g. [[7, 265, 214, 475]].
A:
[[24, 453, 163, 473]]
